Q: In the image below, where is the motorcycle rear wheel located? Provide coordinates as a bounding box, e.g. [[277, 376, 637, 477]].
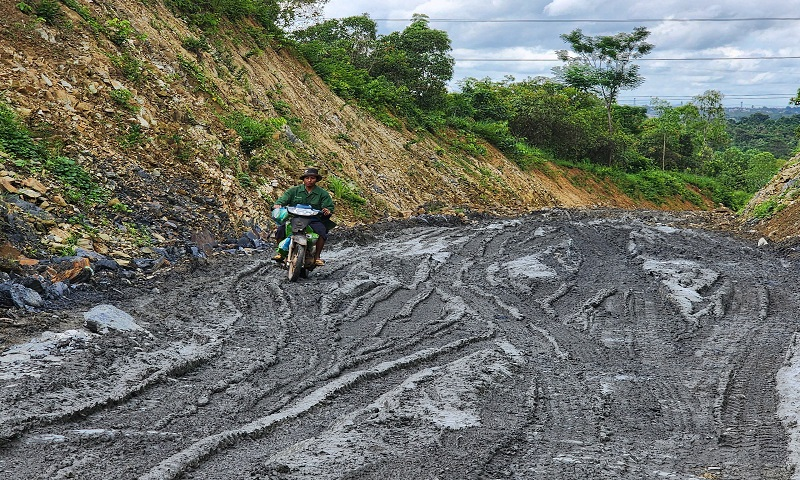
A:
[[287, 242, 306, 281]]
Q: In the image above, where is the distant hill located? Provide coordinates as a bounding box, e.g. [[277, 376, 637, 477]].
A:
[[725, 106, 800, 120]]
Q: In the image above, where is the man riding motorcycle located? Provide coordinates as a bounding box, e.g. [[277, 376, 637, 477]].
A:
[[272, 168, 335, 266]]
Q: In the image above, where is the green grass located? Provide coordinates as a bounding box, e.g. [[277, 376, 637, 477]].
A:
[[44, 156, 109, 204], [327, 174, 367, 207], [752, 198, 786, 218]]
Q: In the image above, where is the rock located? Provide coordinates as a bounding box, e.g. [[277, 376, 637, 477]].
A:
[[69, 266, 93, 285], [0, 176, 18, 193], [46, 257, 92, 284], [93, 258, 120, 271], [0, 242, 21, 262], [83, 304, 143, 334], [21, 177, 48, 193], [74, 247, 106, 261], [0, 282, 44, 308], [18, 276, 46, 294], [16, 188, 42, 199], [758, 237, 768, 246]]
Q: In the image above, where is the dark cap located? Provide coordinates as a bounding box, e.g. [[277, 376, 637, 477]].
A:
[[299, 168, 323, 180]]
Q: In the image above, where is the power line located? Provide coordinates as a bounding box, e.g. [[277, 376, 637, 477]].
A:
[[619, 94, 795, 100], [453, 56, 800, 62], [370, 17, 800, 23]]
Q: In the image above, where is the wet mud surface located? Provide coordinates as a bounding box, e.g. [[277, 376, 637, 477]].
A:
[[1, 209, 799, 479]]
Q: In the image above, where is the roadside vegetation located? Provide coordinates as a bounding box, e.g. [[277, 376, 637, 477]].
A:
[[289, 14, 800, 211], [0, 99, 108, 205], [9, 0, 800, 214]]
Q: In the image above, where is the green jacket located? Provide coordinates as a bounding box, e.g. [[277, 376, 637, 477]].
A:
[[275, 185, 336, 229]]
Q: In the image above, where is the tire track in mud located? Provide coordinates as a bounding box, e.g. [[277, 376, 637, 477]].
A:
[[712, 284, 791, 475], [0, 259, 251, 444], [141, 333, 497, 480], [1, 210, 799, 480], [144, 224, 503, 479]]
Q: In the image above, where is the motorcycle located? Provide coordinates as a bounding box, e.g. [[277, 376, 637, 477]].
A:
[[272, 204, 321, 281]]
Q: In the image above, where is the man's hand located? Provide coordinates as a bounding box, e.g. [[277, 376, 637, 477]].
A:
[[273, 204, 282, 210], [321, 207, 331, 216]]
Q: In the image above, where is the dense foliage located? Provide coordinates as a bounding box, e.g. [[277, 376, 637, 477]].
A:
[[163, 0, 325, 34], [727, 113, 800, 159], [291, 15, 797, 211], [292, 14, 452, 128]]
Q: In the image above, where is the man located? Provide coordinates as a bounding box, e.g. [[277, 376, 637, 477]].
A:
[[272, 167, 335, 266]]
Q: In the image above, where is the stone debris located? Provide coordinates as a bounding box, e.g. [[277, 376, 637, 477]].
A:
[[83, 304, 143, 334]]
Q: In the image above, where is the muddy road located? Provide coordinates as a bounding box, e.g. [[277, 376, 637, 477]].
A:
[[1, 209, 799, 480]]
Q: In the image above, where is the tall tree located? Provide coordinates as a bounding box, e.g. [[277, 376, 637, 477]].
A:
[[553, 27, 654, 142], [292, 15, 377, 68], [692, 89, 730, 159], [646, 99, 683, 169], [370, 14, 454, 108]]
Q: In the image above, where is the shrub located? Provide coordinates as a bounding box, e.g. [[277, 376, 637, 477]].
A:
[[108, 52, 144, 82], [223, 112, 283, 154], [105, 18, 137, 46], [17, 0, 62, 24], [752, 198, 785, 218], [0, 100, 46, 166], [182, 35, 210, 54], [44, 156, 108, 204], [327, 175, 366, 207], [109, 88, 139, 112], [469, 120, 518, 151]]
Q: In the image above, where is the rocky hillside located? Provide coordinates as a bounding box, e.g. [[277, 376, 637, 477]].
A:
[[739, 152, 800, 244], [0, 0, 786, 282]]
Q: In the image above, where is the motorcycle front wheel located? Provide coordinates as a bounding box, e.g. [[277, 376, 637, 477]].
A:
[[287, 242, 306, 282]]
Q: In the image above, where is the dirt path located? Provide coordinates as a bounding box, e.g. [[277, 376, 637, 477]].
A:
[[1, 209, 798, 479]]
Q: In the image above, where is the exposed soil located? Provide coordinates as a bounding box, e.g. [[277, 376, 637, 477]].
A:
[[1, 208, 798, 480]]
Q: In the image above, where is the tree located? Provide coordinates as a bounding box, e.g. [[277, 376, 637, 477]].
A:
[[292, 15, 377, 69], [704, 147, 782, 193], [455, 77, 514, 122], [370, 14, 454, 109], [553, 27, 654, 145], [792, 87, 800, 106], [691, 90, 730, 159], [644, 99, 683, 169], [507, 79, 607, 162]]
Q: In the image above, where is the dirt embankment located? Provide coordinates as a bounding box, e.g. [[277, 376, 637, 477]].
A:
[[740, 155, 800, 243]]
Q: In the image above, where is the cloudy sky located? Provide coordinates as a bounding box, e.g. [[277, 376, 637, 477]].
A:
[[320, 0, 800, 108]]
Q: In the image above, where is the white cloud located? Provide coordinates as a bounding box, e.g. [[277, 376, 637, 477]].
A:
[[543, 0, 597, 17]]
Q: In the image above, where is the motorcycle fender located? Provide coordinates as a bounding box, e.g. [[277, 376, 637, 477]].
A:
[[292, 234, 308, 246]]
